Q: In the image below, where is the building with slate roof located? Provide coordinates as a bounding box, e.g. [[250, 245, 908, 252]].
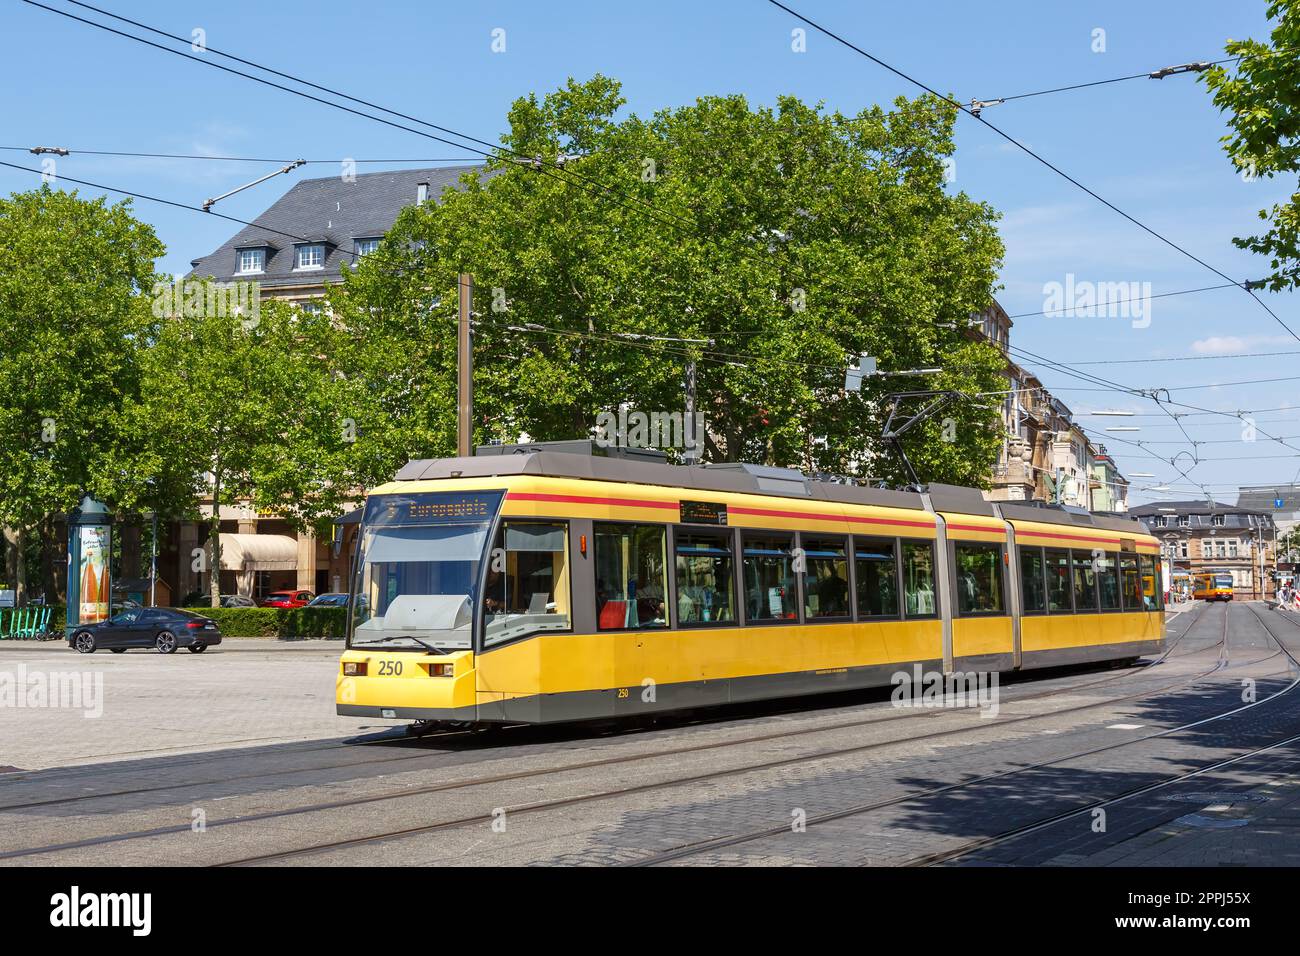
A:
[[1129, 501, 1277, 600], [187, 164, 485, 309]]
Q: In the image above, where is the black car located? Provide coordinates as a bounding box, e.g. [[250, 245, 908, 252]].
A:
[[68, 608, 222, 655]]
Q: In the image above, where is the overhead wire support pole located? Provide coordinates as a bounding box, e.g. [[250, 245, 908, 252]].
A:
[[202, 159, 305, 211], [457, 274, 474, 458]]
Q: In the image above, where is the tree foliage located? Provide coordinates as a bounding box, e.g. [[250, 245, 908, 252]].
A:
[[1204, 1, 1300, 291], [334, 76, 1006, 487], [0, 187, 165, 530], [127, 294, 366, 606]]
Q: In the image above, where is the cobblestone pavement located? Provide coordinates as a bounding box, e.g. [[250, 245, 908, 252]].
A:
[[3, 602, 1296, 866]]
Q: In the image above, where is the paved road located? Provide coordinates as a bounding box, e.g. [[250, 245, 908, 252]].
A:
[[1, 603, 1297, 866]]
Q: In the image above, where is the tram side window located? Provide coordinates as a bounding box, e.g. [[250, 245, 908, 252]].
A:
[[594, 523, 668, 630], [803, 536, 850, 619], [1071, 550, 1099, 613], [901, 540, 938, 618], [953, 543, 1005, 615], [1097, 552, 1122, 611], [675, 530, 736, 625], [855, 538, 899, 618], [743, 532, 798, 622], [1020, 547, 1047, 613], [483, 522, 571, 646], [1119, 554, 1143, 611], [1046, 549, 1072, 612], [1140, 555, 1162, 611]]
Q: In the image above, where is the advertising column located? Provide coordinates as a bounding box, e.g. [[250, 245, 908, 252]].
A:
[[66, 495, 113, 634]]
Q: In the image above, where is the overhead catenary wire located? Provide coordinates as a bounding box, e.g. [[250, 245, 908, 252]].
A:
[[0, 158, 426, 282], [764, 0, 1300, 347], [23, 0, 737, 254], [19, 1, 1300, 488], [0, 145, 486, 165]]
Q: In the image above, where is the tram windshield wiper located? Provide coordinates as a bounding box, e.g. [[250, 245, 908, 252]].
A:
[[352, 636, 447, 654]]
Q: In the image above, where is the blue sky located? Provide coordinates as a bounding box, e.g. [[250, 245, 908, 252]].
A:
[[3, 0, 1298, 504]]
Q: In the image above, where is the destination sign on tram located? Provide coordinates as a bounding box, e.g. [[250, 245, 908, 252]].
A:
[[366, 491, 504, 526], [680, 500, 727, 525]]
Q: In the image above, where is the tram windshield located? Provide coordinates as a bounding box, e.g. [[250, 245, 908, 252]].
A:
[[348, 490, 504, 651]]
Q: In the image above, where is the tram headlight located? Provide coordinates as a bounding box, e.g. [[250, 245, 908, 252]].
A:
[[343, 661, 367, 676], [430, 663, 453, 677]]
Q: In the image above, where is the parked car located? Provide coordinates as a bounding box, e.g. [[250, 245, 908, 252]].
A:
[[69, 607, 222, 655], [261, 590, 314, 609], [182, 592, 254, 608], [306, 592, 351, 608]]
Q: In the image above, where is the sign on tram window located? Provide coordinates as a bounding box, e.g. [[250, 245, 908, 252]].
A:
[[680, 501, 728, 525]]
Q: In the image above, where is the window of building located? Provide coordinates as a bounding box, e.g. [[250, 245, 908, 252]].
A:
[[295, 243, 325, 270], [1228, 538, 1239, 558], [1119, 554, 1142, 611], [742, 532, 797, 622], [901, 540, 937, 618], [1178, 515, 1191, 527], [594, 523, 668, 630], [355, 238, 380, 258], [1151, 516, 1166, 527], [855, 538, 899, 618], [1212, 514, 1226, 527], [1097, 553, 1121, 610], [236, 247, 265, 274], [674, 530, 736, 625], [483, 522, 570, 645], [802, 536, 850, 619], [1071, 550, 1099, 612], [1020, 546, 1047, 613], [299, 299, 324, 315], [1179, 541, 1188, 559], [953, 543, 1004, 615], [1214, 539, 1226, 559], [417, 182, 429, 203]]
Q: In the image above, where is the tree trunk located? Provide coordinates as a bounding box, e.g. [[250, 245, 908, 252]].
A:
[[209, 464, 223, 609], [40, 515, 57, 605], [3, 525, 26, 607]]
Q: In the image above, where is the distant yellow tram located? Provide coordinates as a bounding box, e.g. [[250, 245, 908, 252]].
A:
[[1193, 572, 1235, 602], [336, 445, 1165, 727]]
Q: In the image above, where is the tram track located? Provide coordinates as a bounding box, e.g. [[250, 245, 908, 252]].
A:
[[190, 610, 1261, 865], [621, 602, 1297, 867], [0, 606, 1208, 816], [0, 606, 1231, 864], [899, 600, 1300, 867]]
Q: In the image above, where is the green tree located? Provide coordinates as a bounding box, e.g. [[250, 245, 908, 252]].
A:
[[129, 293, 366, 607], [333, 76, 1005, 487], [1204, 1, 1300, 291], [0, 186, 164, 602]]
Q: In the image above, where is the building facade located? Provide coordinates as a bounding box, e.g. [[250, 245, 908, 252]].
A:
[[982, 300, 1127, 510], [1130, 501, 1277, 600]]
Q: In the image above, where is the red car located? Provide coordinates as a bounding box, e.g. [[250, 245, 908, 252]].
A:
[[261, 589, 314, 609]]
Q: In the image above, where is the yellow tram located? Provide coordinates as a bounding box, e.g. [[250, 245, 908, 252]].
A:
[[1193, 572, 1235, 602], [336, 444, 1165, 726]]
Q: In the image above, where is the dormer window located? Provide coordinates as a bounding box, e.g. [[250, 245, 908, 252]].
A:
[[417, 182, 429, 203], [295, 243, 325, 270], [354, 238, 380, 258], [236, 248, 265, 274]]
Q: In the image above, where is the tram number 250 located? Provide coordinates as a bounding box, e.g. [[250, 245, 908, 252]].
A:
[[377, 660, 404, 676]]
